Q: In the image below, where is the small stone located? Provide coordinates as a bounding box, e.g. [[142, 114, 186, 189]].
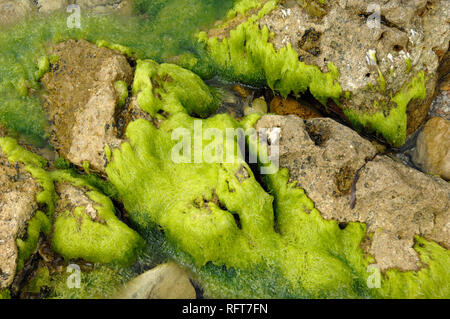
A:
[[270, 96, 322, 119], [412, 117, 450, 180], [232, 84, 251, 98], [114, 262, 196, 299], [252, 97, 268, 113]]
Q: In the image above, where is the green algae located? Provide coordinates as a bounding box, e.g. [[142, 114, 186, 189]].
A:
[[132, 60, 219, 118], [0, 289, 11, 299], [16, 211, 52, 271], [0, 0, 234, 145], [197, 0, 342, 105], [344, 71, 427, 147], [0, 137, 144, 269], [52, 189, 144, 266], [114, 80, 129, 108], [105, 59, 449, 298]]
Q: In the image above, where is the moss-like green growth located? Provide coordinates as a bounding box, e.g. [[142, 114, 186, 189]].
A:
[[52, 189, 144, 266], [0, 289, 11, 299], [344, 71, 427, 147], [0, 137, 144, 268], [197, 0, 342, 105], [106, 60, 448, 298], [0, 0, 234, 145], [132, 60, 219, 118], [16, 211, 52, 271], [114, 80, 129, 108]]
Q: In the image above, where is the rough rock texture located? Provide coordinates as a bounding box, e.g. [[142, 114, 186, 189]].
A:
[[259, 0, 450, 135], [55, 183, 103, 223], [41, 39, 133, 173], [0, 149, 40, 288], [114, 262, 196, 299], [429, 89, 450, 120], [412, 117, 450, 180], [270, 96, 322, 119], [256, 115, 450, 272], [0, 0, 32, 26], [75, 0, 131, 14], [35, 0, 68, 13]]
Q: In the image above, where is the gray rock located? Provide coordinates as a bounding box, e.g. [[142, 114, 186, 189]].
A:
[[42, 39, 133, 174], [256, 114, 449, 272], [0, 148, 40, 289], [259, 0, 450, 137], [114, 262, 197, 299], [412, 117, 450, 180]]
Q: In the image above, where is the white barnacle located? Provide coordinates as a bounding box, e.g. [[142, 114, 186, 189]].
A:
[[366, 49, 377, 66]]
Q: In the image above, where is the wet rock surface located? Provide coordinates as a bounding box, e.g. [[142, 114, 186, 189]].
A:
[[256, 115, 449, 272], [259, 0, 450, 135], [41, 39, 133, 173], [0, 0, 32, 26], [270, 96, 322, 119], [114, 262, 196, 299], [75, 0, 131, 14], [0, 149, 40, 288], [412, 117, 450, 180], [55, 183, 103, 223]]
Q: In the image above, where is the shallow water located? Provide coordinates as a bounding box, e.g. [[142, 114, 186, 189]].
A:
[[0, 0, 234, 145]]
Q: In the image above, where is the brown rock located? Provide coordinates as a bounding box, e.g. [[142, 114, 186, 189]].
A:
[[256, 115, 450, 272], [0, 147, 40, 288], [114, 262, 196, 299], [41, 39, 133, 173], [412, 117, 450, 180], [269, 96, 322, 119]]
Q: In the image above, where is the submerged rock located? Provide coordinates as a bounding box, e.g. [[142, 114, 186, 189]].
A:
[[256, 115, 449, 272], [412, 117, 450, 180], [114, 262, 196, 299], [0, 147, 40, 288], [270, 96, 322, 119], [41, 39, 133, 174], [35, 0, 68, 13], [0, 0, 32, 26]]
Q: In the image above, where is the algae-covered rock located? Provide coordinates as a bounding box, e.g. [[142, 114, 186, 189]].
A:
[[0, 144, 43, 289], [256, 115, 449, 272], [114, 262, 196, 299], [200, 0, 450, 146], [103, 58, 449, 298], [42, 40, 134, 174], [412, 117, 450, 180]]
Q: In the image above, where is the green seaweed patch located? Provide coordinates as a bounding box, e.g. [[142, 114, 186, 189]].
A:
[[0, 137, 143, 267], [114, 80, 129, 108], [16, 211, 52, 271], [344, 71, 427, 147], [0, 289, 11, 299], [51, 190, 144, 266], [132, 59, 219, 118], [197, 0, 342, 105]]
